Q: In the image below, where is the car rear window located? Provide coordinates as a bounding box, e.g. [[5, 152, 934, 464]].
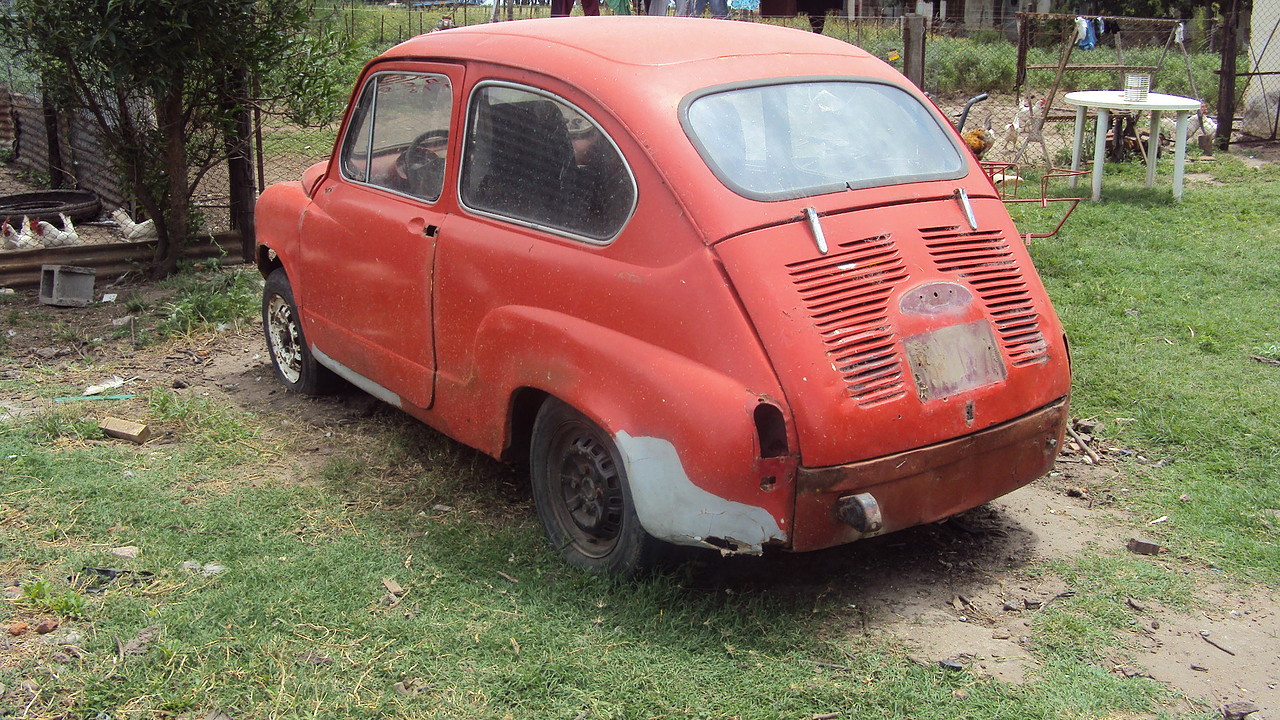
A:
[[683, 80, 966, 200], [460, 84, 636, 243]]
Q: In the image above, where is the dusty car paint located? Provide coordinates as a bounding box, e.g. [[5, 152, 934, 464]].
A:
[[255, 17, 1070, 571]]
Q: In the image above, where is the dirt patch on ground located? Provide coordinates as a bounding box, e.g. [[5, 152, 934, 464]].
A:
[[1235, 138, 1280, 167], [852, 479, 1279, 715], [3, 281, 1277, 719]]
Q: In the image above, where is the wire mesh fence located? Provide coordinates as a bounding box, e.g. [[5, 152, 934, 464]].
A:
[[1240, 0, 1280, 140], [253, 9, 1232, 183]]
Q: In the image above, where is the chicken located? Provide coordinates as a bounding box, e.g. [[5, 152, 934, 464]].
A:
[[1159, 113, 1217, 140], [1003, 96, 1034, 148], [34, 213, 79, 247], [1, 216, 38, 251], [989, 170, 1023, 193], [961, 116, 995, 160], [110, 208, 159, 241]]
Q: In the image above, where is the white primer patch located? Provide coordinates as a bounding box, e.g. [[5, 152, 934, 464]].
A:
[[614, 431, 785, 553]]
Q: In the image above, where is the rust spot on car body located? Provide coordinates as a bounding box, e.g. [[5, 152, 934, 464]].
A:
[[899, 281, 973, 316], [790, 397, 1068, 551]]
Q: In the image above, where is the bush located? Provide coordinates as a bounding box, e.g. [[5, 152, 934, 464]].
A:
[[926, 38, 1018, 94]]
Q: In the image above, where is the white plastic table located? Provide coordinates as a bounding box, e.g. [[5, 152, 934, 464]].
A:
[[1063, 90, 1203, 202]]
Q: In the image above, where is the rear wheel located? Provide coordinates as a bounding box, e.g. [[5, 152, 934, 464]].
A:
[[263, 269, 332, 395], [530, 399, 662, 576]]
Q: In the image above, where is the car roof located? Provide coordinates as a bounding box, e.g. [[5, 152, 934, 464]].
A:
[[378, 17, 887, 91]]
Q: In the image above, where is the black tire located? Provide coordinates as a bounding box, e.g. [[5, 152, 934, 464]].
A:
[[0, 190, 102, 223], [262, 269, 333, 395], [530, 398, 664, 576]]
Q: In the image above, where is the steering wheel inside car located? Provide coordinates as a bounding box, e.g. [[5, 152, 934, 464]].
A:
[[395, 130, 447, 200]]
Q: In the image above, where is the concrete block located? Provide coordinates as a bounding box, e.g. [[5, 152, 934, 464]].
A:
[[39, 265, 96, 307]]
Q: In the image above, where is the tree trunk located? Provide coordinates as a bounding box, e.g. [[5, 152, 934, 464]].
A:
[[151, 86, 189, 278], [222, 68, 256, 263]]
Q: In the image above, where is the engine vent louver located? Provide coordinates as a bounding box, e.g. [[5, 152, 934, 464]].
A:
[[919, 225, 1048, 366], [787, 234, 910, 406]]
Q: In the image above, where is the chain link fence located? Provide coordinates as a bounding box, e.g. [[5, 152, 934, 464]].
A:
[[1240, 0, 1279, 139], [254, 8, 1235, 186]]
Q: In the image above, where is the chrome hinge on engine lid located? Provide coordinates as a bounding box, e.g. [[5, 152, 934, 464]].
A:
[[803, 207, 828, 255], [953, 187, 978, 230]]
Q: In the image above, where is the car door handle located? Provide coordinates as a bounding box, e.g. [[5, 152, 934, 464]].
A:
[[406, 217, 439, 238]]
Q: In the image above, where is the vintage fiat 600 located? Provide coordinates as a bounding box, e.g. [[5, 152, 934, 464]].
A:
[[255, 17, 1071, 575]]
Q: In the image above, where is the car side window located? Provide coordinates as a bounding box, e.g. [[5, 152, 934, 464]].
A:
[[460, 84, 636, 242], [338, 72, 453, 203]]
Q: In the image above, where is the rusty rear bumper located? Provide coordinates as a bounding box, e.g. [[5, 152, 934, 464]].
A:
[[789, 397, 1069, 552]]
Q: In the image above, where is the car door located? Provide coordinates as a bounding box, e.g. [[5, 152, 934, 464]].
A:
[[299, 65, 462, 409]]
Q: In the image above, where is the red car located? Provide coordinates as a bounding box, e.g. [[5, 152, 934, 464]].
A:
[[255, 17, 1071, 575]]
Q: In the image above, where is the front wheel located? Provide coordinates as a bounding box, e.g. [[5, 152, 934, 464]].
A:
[[530, 399, 663, 576], [262, 269, 333, 395]]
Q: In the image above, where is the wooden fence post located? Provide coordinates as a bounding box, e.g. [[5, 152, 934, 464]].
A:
[[903, 14, 927, 90]]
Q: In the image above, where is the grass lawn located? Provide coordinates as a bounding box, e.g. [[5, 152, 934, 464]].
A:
[[2, 152, 1278, 719], [1022, 154, 1280, 584]]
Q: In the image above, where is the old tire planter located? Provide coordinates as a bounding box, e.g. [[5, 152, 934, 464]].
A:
[[530, 398, 663, 576], [263, 269, 334, 396], [0, 190, 102, 223]]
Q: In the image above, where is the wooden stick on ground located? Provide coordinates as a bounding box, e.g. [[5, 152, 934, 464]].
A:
[[1066, 423, 1103, 464]]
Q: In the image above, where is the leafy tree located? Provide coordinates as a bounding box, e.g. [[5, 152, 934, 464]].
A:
[[0, 0, 352, 276]]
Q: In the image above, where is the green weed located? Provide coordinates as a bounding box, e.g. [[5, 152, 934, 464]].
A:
[[24, 407, 98, 443], [50, 320, 86, 346], [20, 577, 88, 618], [146, 387, 256, 444], [122, 292, 150, 314], [157, 267, 260, 337], [1253, 343, 1280, 361]]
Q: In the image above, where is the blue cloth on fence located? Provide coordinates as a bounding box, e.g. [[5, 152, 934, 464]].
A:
[[1076, 15, 1097, 50]]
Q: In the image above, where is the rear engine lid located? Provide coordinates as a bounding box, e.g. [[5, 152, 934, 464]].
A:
[[715, 196, 1070, 468]]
